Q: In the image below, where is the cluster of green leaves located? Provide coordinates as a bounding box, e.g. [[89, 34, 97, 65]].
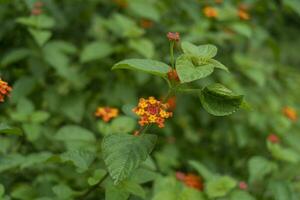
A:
[[1, 0, 300, 200]]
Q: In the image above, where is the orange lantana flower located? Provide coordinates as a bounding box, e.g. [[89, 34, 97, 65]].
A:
[[95, 107, 119, 122], [238, 9, 250, 20], [140, 19, 153, 29], [133, 97, 172, 128], [176, 172, 204, 191], [282, 106, 297, 122], [0, 78, 12, 102], [203, 6, 218, 18], [167, 69, 180, 82]]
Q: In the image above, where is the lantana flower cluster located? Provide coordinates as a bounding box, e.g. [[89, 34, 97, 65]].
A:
[[0, 78, 12, 102], [282, 106, 297, 122], [133, 97, 172, 128], [95, 107, 119, 122], [176, 172, 204, 191]]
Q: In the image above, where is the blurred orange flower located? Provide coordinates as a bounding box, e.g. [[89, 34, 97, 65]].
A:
[[238, 9, 250, 20], [133, 96, 172, 128], [167, 69, 180, 82], [203, 6, 218, 18], [282, 106, 297, 122], [95, 107, 119, 122], [166, 96, 176, 111], [140, 19, 154, 29], [176, 172, 204, 191], [0, 78, 12, 102]]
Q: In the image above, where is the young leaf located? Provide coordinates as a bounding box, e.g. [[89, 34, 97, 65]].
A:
[[80, 41, 113, 63], [0, 123, 22, 136], [20, 152, 52, 169], [181, 41, 217, 59], [60, 149, 96, 173], [176, 55, 214, 83], [88, 169, 107, 186], [189, 160, 215, 181], [112, 59, 171, 77], [102, 133, 157, 184], [267, 142, 300, 163], [200, 83, 243, 116], [28, 28, 52, 47], [111, 116, 136, 134], [248, 156, 277, 184], [205, 176, 237, 198]]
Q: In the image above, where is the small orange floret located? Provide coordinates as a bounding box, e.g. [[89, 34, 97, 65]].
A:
[[267, 134, 280, 144], [238, 9, 250, 20], [166, 96, 176, 111], [0, 78, 12, 103], [176, 172, 204, 191], [282, 106, 297, 122], [203, 6, 218, 18], [95, 106, 119, 122], [140, 19, 153, 29], [184, 174, 204, 191], [133, 96, 172, 128], [167, 69, 180, 82], [167, 32, 180, 42]]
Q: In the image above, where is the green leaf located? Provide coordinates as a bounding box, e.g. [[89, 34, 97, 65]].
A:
[[28, 28, 52, 46], [120, 180, 145, 198], [0, 154, 24, 173], [0, 48, 31, 66], [176, 55, 214, 83], [267, 142, 300, 163], [268, 181, 294, 200], [55, 125, 96, 151], [205, 176, 237, 198], [229, 190, 255, 200], [128, 38, 154, 58], [20, 152, 52, 169], [111, 116, 136, 134], [102, 133, 157, 184], [0, 184, 4, 197], [181, 42, 217, 59], [248, 156, 277, 184], [200, 83, 243, 116], [112, 59, 171, 77], [129, 168, 158, 184], [16, 15, 55, 29], [105, 185, 129, 200], [80, 41, 113, 63], [189, 160, 215, 181], [11, 184, 36, 200], [128, 0, 160, 21], [88, 169, 107, 186], [0, 123, 22, 136], [52, 184, 74, 199], [60, 149, 96, 172]]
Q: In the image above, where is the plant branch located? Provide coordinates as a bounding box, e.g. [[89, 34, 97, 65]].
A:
[[78, 172, 109, 200]]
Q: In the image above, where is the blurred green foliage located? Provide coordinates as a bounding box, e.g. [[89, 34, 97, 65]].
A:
[[1, 0, 300, 199]]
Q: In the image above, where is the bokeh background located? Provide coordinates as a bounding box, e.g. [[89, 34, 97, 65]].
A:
[[0, 0, 300, 199]]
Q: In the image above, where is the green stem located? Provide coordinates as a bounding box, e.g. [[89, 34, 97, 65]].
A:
[[177, 88, 202, 95], [170, 41, 175, 68], [79, 173, 109, 200]]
